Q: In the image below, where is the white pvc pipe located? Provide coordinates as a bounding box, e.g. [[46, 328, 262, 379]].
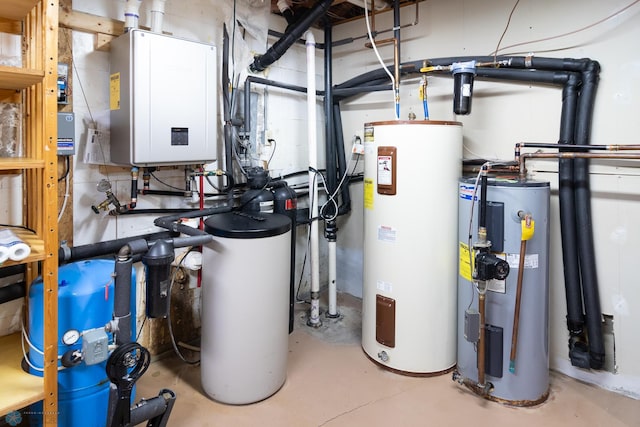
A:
[[124, 0, 143, 32], [328, 240, 337, 317], [150, 0, 167, 34], [306, 30, 321, 327]]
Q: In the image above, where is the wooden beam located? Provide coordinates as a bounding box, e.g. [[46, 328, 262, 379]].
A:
[[0, 17, 22, 34], [95, 33, 116, 52], [58, 6, 124, 36]]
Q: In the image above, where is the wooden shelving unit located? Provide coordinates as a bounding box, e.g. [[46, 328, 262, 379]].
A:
[[0, 0, 59, 425]]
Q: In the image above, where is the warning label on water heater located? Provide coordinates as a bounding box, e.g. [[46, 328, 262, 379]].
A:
[[377, 155, 393, 186], [378, 225, 397, 243]]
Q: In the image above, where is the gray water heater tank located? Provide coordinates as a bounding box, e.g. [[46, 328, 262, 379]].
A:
[[200, 212, 291, 404], [456, 177, 550, 405]]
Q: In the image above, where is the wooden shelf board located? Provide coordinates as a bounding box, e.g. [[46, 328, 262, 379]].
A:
[[0, 65, 44, 90], [0, 333, 44, 416], [1, 0, 39, 21], [0, 157, 45, 170]]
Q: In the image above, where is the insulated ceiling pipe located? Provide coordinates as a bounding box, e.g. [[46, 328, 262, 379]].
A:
[[573, 61, 604, 370], [557, 73, 587, 367], [249, 0, 332, 73]]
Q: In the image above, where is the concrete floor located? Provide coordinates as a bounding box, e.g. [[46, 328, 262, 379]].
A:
[[136, 294, 639, 427]]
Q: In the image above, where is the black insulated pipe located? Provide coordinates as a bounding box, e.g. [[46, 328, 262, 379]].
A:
[[574, 61, 605, 370], [58, 231, 176, 264], [0, 282, 26, 305], [333, 102, 352, 215], [324, 20, 337, 215], [557, 74, 586, 350], [249, 0, 332, 73], [114, 245, 135, 346]]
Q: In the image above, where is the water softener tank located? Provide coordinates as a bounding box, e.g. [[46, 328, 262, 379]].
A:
[[456, 178, 550, 405], [362, 120, 462, 374], [201, 212, 291, 404], [28, 259, 136, 426]]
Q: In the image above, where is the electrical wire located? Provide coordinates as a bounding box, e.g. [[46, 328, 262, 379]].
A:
[[166, 247, 200, 365], [493, 0, 521, 64], [491, 0, 640, 55], [57, 156, 70, 182], [466, 162, 491, 311], [266, 138, 277, 169], [62, 29, 111, 184], [362, 0, 397, 119], [319, 153, 358, 221], [0, 224, 36, 234], [58, 169, 70, 223], [150, 171, 187, 191]]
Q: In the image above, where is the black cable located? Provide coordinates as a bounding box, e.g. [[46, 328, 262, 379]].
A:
[[58, 156, 70, 182], [136, 315, 147, 341], [150, 171, 187, 191], [0, 224, 36, 234], [167, 247, 200, 365]]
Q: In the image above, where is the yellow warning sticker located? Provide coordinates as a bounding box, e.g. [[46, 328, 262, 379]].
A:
[[459, 242, 473, 281], [110, 73, 121, 111], [364, 178, 374, 210]]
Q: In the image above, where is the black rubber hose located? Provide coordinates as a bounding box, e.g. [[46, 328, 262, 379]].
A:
[[0, 282, 25, 305], [249, 0, 332, 73], [557, 73, 585, 339], [0, 264, 25, 279], [574, 61, 605, 369]]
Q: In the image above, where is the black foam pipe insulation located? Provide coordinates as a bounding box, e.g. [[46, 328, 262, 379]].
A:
[[249, 0, 333, 73], [573, 61, 605, 369], [557, 73, 587, 347], [0, 282, 25, 305], [324, 20, 337, 217], [332, 101, 351, 215], [58, 231, 177, 264]]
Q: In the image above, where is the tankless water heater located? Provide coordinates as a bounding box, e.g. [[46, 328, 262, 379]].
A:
[[110, 29, 217, 166]]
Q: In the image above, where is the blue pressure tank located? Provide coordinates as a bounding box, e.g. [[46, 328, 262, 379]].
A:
[[28, 259, 136, 426]]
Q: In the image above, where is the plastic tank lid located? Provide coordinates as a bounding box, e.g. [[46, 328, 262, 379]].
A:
[[204, 211, 291, 239]]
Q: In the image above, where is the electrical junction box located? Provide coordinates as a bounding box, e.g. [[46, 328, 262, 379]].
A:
[[109, 29, 217, 166], [57, 112, 75, 155]]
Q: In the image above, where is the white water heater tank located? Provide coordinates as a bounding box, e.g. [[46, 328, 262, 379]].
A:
[[362, 120, 462, 374]]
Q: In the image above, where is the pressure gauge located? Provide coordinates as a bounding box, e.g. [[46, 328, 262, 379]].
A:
[[62, 329, 80, 346]]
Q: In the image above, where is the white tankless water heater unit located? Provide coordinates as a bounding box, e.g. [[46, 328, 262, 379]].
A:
[[362, 120, 462, 375], [109, 29, 217, 166]]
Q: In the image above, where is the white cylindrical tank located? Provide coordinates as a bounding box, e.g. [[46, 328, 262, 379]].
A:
[[362, 120, 462, 374], [201, 212, 291, 404]]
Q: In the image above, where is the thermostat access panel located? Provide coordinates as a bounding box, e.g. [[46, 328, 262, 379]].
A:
[[110, 29, 217, 166]]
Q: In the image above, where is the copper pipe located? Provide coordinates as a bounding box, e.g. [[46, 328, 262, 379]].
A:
[[478, 292, 486, 386], [509, 238, 527, 373], [518, 142, 640, 151], [519, 152, 640, 178]]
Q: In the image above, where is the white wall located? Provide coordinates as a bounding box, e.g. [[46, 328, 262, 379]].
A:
[[333, 0, 640, 397]]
